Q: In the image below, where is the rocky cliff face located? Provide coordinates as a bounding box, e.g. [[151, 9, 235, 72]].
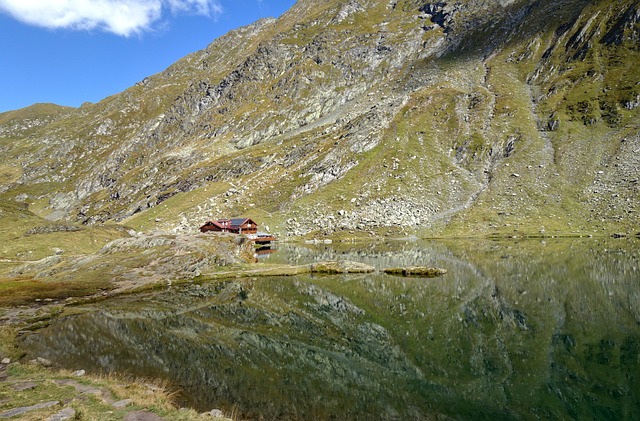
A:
[[1, 0, 638, 238]]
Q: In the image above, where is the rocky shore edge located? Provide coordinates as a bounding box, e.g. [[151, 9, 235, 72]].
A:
[[0, 354, 234, 420]]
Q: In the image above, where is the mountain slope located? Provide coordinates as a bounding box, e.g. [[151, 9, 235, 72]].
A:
[[1, 0, 638, 239]]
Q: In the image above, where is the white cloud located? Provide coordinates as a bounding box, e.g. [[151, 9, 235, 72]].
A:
[[0, 0, 223, 36], [167, 0, 221, 15]]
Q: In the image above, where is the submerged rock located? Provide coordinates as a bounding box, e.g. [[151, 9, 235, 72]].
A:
[[384, 266, 448, 277], [307, 261, 375, 274]]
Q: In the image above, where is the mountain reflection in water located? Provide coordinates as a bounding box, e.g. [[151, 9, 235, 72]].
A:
[[21, 238, 640, 420]]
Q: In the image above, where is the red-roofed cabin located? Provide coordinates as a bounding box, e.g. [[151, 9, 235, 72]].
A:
[[200, 218, 258, 235]]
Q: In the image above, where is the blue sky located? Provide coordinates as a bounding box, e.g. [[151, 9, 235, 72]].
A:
[[0, 0, 296, 113]]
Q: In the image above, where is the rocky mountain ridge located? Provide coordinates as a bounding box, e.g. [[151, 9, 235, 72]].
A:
[[1, 0, 638, 239]]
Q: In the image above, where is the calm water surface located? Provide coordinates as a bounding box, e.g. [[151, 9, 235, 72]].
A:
[[21, 238, 640, 420]]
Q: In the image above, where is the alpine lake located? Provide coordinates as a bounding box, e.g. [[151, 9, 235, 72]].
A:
[[19, 237, 640, 420]]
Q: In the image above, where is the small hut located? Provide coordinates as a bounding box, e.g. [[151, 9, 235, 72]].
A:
[[200, 218, 258, 235]]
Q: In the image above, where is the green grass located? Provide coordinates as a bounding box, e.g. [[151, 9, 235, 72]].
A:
[[123, 181, 233, 232], [0, 277, 111, 307], [0, 165, 21, 186]]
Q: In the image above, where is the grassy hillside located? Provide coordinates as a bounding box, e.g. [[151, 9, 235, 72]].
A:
[[0, 0, 637, 241]]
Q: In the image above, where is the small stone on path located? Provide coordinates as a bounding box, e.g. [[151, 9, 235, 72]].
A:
[[46, 407, 76, 421], [53, 379, 114, 403], [11, 382, 38, 392], [1, 358, 10, 364], [124, 411, 165, 421], [35, 357, 53, 367], [0, 401, 59, 419], [209, 409, 226, 418], [113, 399, 133, 408]]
